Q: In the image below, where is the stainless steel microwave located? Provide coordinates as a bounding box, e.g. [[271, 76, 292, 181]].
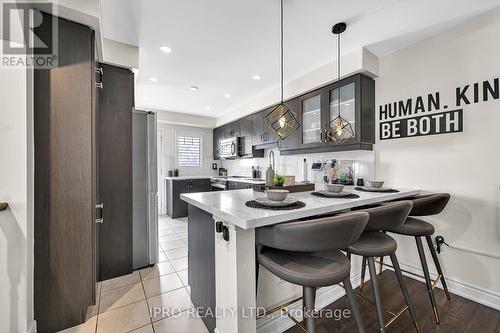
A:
[[220, 137, 240, 159]]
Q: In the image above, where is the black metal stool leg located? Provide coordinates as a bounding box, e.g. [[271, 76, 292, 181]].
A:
[[389, 253, 421, 333], [367, 257, 386, 332], [415, 236, 440, 324], [303, 286, 316, 333], [344, 278, 366, 333], [379, 256, 384, 275], [360, 256, 367, 292], [425, 235, 451, 301]]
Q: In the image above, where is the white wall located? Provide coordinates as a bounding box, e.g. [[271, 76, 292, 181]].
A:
[[0, 42, 35, 333], [376, 7, 500, 305]]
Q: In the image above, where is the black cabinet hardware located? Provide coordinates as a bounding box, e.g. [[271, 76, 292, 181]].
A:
[[222, 226, 230, 241], [215, 221, 223, 233]]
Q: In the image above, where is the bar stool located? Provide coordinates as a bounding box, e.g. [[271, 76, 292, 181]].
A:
[[388, 193, 451, 324], [256, 211, 369, 333], [347, 201, 421, 333]]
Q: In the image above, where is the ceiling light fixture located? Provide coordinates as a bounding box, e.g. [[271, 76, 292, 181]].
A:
[[224, 93, 231, 99], [149, 77, 158, 82], [205, 106, 211, 111], [160, 45, 172, 53], [253, 74, 262, 80], [324, 22, 354, 144], [189, 86, 199, 91], [265, 0, 300, 141]]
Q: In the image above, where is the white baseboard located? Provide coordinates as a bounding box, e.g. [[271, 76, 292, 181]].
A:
[[27, 320, 36, 333], [396, 262, 500, 311], [256, 273, 363, 333]]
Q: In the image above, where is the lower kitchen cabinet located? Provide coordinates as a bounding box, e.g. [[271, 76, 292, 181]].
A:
[[166, 178, 210, 218]]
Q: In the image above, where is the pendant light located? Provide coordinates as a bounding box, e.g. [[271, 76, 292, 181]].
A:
[[265, 0, 300, 140], [325, 22, 354, 144]]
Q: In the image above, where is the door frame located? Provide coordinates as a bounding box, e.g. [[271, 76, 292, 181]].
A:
[[157, 127, 165, 214]]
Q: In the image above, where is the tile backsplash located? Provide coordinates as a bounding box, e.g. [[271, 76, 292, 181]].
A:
[[221, 149, 375, 186]]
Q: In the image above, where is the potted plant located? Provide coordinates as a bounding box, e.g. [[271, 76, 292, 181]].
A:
[[273, 174, 286, 187]]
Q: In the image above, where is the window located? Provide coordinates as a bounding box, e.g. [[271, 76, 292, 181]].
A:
[[176, 132, 204, 168]]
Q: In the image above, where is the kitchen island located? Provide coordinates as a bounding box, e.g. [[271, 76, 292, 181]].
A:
[[181, 188, 420, 333]]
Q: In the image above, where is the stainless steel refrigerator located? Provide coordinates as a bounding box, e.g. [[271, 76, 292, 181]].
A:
[[132, 109, 159, 269]]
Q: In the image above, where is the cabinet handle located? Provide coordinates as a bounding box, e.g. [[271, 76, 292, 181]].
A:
[[95, 67, 103, 75], [96, 218, 104, 224], [96, 67, 103, 89], [95, 82, 103, 89], [96, 202, 104, 224]]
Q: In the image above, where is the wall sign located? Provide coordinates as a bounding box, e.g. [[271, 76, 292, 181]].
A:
[[379, 77, 499, 140]]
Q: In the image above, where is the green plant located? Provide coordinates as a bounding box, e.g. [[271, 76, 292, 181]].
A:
[[274, 174, 286, 186]]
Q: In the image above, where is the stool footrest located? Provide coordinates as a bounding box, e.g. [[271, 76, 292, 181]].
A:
[[374, 260, 445, 291]]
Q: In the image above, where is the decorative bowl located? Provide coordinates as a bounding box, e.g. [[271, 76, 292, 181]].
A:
[[265, 189, 289, 202], [325, 184, 344, 193], [367, 180, 384, 189]]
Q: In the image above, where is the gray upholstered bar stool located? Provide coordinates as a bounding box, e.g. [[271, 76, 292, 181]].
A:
[[256, 212, 369, 333], [388, 193, 451, 324], [347, 201, 421, 333]]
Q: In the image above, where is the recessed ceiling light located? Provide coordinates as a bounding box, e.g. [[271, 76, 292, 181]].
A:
[[189, 86, 199, 91], [253, 74, 262, 80], [149, 77, 158, 82], [205, 106, 211, 111], [160, 45, 173, 53], [224, 93, 231, 99]]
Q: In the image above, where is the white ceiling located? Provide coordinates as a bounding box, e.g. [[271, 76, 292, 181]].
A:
[[100, 0, 500, 118]]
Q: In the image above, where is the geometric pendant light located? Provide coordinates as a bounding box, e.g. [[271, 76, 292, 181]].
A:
[[325, 22, 354, 144], [266, 0, 300, 140]]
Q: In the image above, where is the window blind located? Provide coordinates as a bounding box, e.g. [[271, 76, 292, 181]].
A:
[[177, 135, 203, 167]]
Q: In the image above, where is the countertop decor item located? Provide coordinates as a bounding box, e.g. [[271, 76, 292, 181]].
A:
[[266, 151, 275, 186], [367, 180, 384, 188], [325, 183, 344, 193], [254, 182, 315, 193], [265, 189, 289, 202], [265, 0, 300, 140], [283, 175, 295, 186], [355, 186, 399, 193], [273, 174, 286, 186], [324, 22, 355, 144], [245, 199, 306, 210], [312, 191, 360, 199], [256, 196, 296, 207], [0, 202, 8, 211]]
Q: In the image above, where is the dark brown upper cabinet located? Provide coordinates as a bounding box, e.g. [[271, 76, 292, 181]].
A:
[[212, 73, 375, 158], [281, 73, 375, 155]]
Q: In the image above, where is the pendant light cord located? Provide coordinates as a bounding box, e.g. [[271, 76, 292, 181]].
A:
[[280, 0, 284, 104], [337, 30, 341, 117]]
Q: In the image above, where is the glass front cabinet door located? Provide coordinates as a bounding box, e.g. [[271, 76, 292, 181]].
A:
[[298, 73, 374, 149]]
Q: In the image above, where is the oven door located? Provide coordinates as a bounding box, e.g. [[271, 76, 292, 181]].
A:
[[210, 183, 226, 191]]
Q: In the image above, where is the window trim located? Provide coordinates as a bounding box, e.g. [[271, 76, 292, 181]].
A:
[[174, 129, 206, 170]]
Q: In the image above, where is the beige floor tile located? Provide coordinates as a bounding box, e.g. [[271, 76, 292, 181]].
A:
[[159, 234, 181, 243], [139, 261, 176, 281], [57, 316, 97, 333], [142, 273, 184, 298], [101, 271, 141, 292], [160, 240, 186, 251], [148, 288, 193, 322], [129, 324, 154, 333], [170, 257, 188, 271], [158, 251, 169, 263], [96, 300, 151, 333], [99, 282, 145, 314], [165, 247, 188, 260], [159, 229, 176, 236], [153, 314, 208, 333], [177, 270, 188, 286]]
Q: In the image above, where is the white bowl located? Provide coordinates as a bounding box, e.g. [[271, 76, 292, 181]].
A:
[[367, 180, 384, 189], [265, 189, 289, 202], [325, 184, 344, 193]]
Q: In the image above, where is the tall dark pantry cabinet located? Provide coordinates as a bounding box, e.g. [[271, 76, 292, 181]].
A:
[[34, 13, 135, 333]]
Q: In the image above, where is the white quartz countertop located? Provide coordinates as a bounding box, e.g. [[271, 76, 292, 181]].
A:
[[181, 188, 420, 229], [164, 175, 214, 180]]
